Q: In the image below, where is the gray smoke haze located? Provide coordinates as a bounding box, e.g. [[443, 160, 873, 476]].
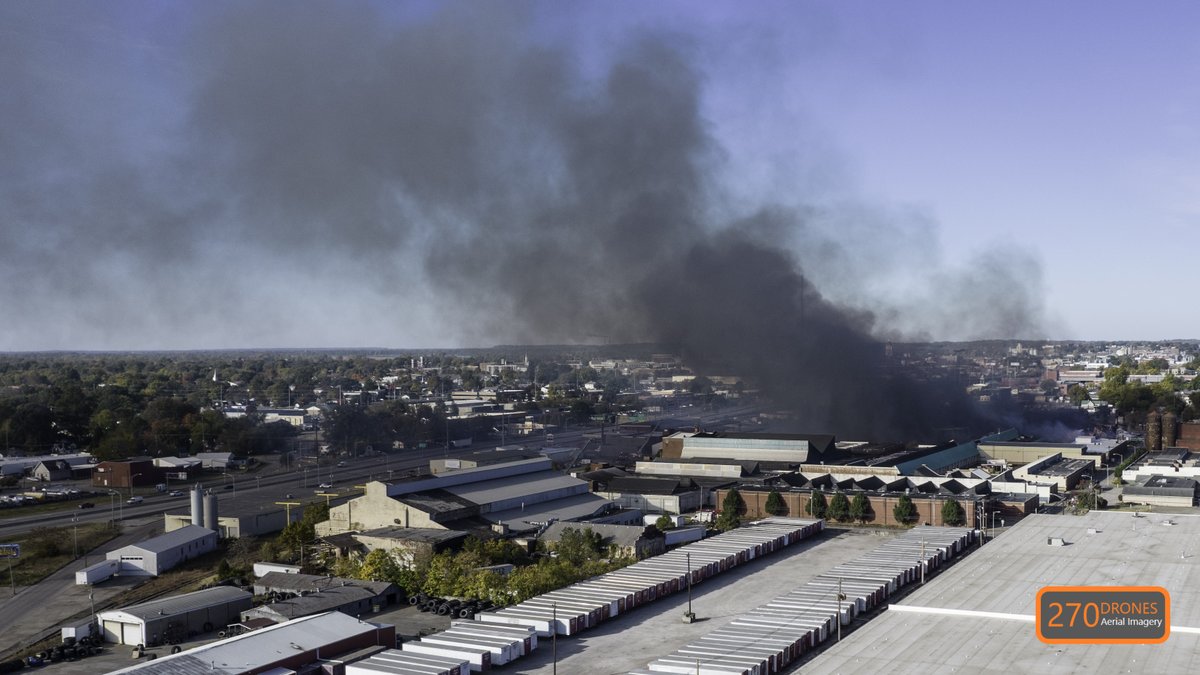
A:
[[1, 2, 1047, 436]]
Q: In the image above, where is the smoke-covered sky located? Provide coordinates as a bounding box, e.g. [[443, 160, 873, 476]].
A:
[[3, 0, 1199, 352]]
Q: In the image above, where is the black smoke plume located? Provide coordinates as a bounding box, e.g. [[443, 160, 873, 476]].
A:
[[1, 2, 1046, 438]]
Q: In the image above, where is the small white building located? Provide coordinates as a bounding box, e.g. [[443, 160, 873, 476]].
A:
[[106, 525, 217, 576]]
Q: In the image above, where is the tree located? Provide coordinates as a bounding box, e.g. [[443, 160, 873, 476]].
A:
[[1039, 379, 1059, 397], [893, 495, 917, 525], [655, 514, 676, 531], [556, 527, 605, 565], [716, 489, 743, 531], [941, 500, 966, 526], [828, 493, 850, 522], [849, 493, 871, 523], [806, 491, 827, 519], [764, 490, 787, 516], [1068, 384, 1091, 405]]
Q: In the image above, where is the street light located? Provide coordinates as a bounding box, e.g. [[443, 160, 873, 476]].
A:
[[129, 473, 143, 498]]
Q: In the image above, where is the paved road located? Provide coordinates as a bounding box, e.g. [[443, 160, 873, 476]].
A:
[[0, 518, 160, 656]]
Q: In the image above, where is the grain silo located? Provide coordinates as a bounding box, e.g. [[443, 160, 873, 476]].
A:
[[1164, 411, 1178, 448]]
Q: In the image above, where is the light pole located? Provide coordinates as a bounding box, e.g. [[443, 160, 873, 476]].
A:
[[106, 490, 121, 529], [72, 514, 79, 560], [129, 473, 143, 498], [224, 473, 235, 497]]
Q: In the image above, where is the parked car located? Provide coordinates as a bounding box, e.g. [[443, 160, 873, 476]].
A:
[[77, 502, 95, 509]]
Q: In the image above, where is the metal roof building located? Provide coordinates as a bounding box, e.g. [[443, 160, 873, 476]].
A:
[[97, 586, 252, 646], [107, 611, 396, 675], [804, 511, 1200, 674], [106, 525, 218, 576]]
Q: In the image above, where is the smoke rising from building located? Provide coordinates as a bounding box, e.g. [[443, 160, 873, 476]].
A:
[[1, 2, 1047, 437]]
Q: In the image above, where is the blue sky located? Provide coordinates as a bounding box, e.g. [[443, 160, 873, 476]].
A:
[[2, 1, 1197, 349]]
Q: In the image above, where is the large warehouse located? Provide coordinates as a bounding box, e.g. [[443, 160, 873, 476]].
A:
[[317, 457, 629, 536], [97, 586, 252, 646], [803, 511, 1200, 673]]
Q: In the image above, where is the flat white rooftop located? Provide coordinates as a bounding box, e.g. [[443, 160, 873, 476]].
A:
[[804, 511, 1200, 674]]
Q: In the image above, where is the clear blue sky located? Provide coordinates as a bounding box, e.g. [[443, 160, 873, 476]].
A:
[[2, 1, 1197, 349]]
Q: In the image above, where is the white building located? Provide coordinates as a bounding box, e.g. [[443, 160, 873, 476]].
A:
[[106, 525, 217, 576]]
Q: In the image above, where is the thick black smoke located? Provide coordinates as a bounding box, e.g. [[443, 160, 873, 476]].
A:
[[2, 2, 1045, 438]]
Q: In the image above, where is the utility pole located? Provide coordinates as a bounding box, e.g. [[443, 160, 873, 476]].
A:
[[920, 539, 925, 585], [837, 577, 846, 642], [552, 603, 557, 675]]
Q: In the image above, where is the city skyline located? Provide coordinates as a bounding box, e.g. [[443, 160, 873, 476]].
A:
[[3, 1, 1198, 350]]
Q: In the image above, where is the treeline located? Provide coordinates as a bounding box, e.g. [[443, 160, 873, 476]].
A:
[[331, 528, 635, 605]]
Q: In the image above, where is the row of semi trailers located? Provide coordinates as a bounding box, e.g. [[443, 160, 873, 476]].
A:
[[346, 518, 975, 675]]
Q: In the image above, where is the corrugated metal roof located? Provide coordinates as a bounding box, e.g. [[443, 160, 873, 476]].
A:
[[117, 525, 215, 555], [101, 586, 251, 622], [443, 469, 588, 506], [106, 611, 385, 675]]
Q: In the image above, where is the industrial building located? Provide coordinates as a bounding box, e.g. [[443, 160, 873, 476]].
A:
[[1122, 474, 1199, 507], [1011, 452, 1092, 490], [106, 611, 396, 674], [719, 483, 991, 528], [242, 584, 398, 624], [0, 452, 93, 477], [977, 435, 1128, 467], [253, 572, 401, 606], [315, 457, 628, 537], [97, 586, 252, 646], [347, 526, 469, 564], [92, 457, 160, 490], [803, 511, 1200, 674], [660, 431, 837, 465], [105, 524, 217, 576], [540, 521, 665, 559], [592, 474, 706, 514]]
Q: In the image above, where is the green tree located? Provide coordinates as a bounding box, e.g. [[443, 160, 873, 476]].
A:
[[716, 489, 743, 531], [1068, 384, 1091, 405], [806, 491, 827, 519], [941, 500, 966, 526], [893, 495, 917, 525], [828, 493, 850, 522], [556, 527, 605, 565], [764, 490, 787, 516], [357, 549, 403, 584], [655, 514, 676, 531], [849, 493, 871, 523]]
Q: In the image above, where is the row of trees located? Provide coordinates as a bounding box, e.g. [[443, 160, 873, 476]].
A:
[[719, 488, 967, 528], [325, 528, 635, 605]]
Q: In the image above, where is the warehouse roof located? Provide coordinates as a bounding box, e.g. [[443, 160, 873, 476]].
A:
[[443, 469, 587, 506], [248, 585, 380, 620], [255, 572, 394, 596], [485, 492, 614, 532], [119, 525, 214, 555], [106, 611, 388, 675], [804, 511, 1200, 674], [101, 586, 251, 622], [1124, 474, 1198, 497]]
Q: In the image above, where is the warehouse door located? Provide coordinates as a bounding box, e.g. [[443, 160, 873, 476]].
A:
[[102, 620, 123, 643], [121, 622, 142, 646]]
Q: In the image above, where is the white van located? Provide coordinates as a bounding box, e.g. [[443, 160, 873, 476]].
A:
[[127, 496, 144, 504]]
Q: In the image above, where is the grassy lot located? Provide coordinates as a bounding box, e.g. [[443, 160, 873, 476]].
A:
[[1, 523, 118, 586], [0, 493, 114, 520]]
